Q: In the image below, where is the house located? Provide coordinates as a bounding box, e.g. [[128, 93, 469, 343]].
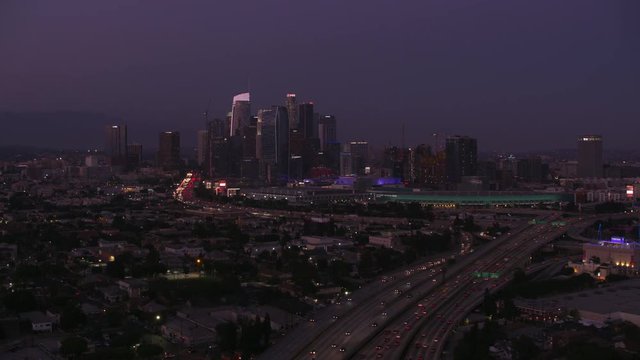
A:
[[97, 285, 126, 303], [21, 311, 54, 332], [161, 317, 216, 346], [117, 278, 148, 298]]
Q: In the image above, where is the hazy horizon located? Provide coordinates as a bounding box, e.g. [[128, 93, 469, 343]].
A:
[[1, 1, 639, 151]]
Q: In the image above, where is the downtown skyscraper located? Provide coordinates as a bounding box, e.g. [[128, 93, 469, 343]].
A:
[[230, 92, 250, 137], [257, 106, 289, 182], [445, 135, 477, 183], [157, 131, 181, 170], [106, 125, 127, 167], [577, 135, 603, 178]]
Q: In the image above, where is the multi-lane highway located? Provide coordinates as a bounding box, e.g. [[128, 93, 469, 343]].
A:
[[260, 212, 591, 360]]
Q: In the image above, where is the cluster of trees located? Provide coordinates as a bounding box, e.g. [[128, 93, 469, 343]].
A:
[[105, 248, 166, 279], [503, 271, 596, 299], [401, 230, 452, 262], [148, 277, 241, 306], [358, 247, 404, 278], [594, 201, 628, 214], [216, 315, 272, 356], [454, 321, 504, 360], [485, 222, 510, 237]]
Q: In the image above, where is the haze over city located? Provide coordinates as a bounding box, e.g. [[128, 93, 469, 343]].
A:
[[2, 2, 640, 360], [1, 0, 639, 151]]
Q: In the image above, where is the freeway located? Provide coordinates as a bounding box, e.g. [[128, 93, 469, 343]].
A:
[[260, 214, 554, 360], [386, 217, 587, 360]]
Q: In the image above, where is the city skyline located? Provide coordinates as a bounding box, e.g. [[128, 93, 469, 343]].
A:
[[1, 1, 639, 151], [2, 2, 640, 359]]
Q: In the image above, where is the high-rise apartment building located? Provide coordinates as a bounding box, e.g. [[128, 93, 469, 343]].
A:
[[577, 135, 603, 178], [445, 135, 477, 183], [157, 131, 181, 170], [230, 92, 250, 137]]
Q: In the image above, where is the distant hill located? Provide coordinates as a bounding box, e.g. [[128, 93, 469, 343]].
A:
[[0, 111, 113, 149]]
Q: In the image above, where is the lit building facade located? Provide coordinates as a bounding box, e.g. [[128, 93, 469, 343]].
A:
[[230, 92, 251, 137]]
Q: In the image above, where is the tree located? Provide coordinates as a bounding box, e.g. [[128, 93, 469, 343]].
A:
[[512, 336, 539, 360], [216, 322, 238, 351], [3, 290, 37, 312], [136, 343, 163, 358], [60, 304, 87, 331], [482, 289, 497, 316], [60, 336, 88, 358], [262, 313, 272, 346]]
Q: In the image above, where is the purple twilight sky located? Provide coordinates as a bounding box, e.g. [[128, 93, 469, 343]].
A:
[[0, 0, 639, 152]]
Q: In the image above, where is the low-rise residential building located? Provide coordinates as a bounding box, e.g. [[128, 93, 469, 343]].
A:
[[21, 311, 55, 332]]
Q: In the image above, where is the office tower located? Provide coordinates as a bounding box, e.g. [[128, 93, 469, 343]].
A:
[[230, 92, 250, 137], [350, 141, 369, 176], [257, 106, 290, 181], [286, 93, 298, 130], [157, 131, 181, 170], [126, 143, 142, 168], [577, 135, 603, 178], [197, 130, 208, 166], [382, 146, 406, 180], [206, 118, 227, 178], [256, 109, 274, 162], [274, 107, 290, 173], [340, 141, 369, 176], [445, 135, 477, 183], [289, 129, 305, 179], [318, 115, 337, 151], [340, 143, 353, 176], [414, 144, 446, 187], [106, 125, 127, 166], [243, 116, 257, 160], [298, 102, 316, 139], [517, 157, 545, 183]]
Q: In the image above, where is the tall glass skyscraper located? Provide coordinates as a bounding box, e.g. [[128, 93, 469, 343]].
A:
[[230, 92, 250, 137], [257, 106, 289, 181]]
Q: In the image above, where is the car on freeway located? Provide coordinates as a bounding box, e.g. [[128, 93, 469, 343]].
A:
[[345, 331, 351, 336], [339, 347, 346, 353]]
